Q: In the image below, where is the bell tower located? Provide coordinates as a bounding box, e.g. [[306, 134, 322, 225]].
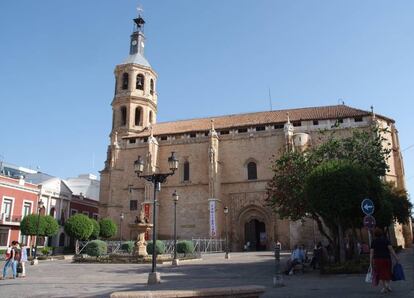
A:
[[111, 10, 158, 140]]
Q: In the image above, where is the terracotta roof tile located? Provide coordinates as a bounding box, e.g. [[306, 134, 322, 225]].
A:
[[126, 105, 393, 138]]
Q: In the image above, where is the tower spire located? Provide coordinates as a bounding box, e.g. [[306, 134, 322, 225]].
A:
[[129, 6, 146, 56]]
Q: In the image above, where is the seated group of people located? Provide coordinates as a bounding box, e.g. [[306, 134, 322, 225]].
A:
[[284, 244, 307, 275], [284, 242, 325, 275]]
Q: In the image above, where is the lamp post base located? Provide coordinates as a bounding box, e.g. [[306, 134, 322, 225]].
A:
[[147, 272, 161, 284], [225, 252, 230, 259], [273, 275, 285, 288], [172, 258, 179, 266]]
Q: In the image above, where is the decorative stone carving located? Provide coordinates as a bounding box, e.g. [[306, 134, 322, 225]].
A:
[[130, 222, 153, 257], [130, 206, 152, 257]]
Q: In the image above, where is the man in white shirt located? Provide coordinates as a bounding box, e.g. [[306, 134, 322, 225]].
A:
[[284, 244, 305, 275]]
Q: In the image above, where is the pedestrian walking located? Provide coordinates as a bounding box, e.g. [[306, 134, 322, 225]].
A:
[[1, 241, 18, 280], [18, 242, 27, 277], [370, 228, 399, 293]]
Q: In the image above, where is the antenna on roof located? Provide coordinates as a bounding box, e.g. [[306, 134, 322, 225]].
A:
[[268, 88, 273, 111]]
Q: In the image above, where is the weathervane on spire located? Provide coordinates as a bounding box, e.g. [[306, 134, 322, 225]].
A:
[[134, 4, 145, 30], [137, 4, 143, 15]]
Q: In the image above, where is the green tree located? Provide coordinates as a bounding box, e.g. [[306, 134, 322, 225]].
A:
[[89, 219, 100, 240], [386, 184, 412, 225], [43, 215, 59, 237], [266, 125, 393, 252], [99, 218, 117, 239], [20, 214, 46, 256], [20, 214, 46, 237], [305, 161, 381, 262], [64, 214, 94, 254]]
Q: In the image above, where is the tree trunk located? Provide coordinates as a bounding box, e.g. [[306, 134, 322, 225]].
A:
[[313, 215, 334, 245], [351, 227, 360, 261], [29, 236, 33, 258], [338, 223, 346, 263], [75, 239, 79, 255]]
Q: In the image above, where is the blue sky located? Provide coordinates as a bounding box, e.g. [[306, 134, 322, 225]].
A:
[[1, 1, 413, 200]]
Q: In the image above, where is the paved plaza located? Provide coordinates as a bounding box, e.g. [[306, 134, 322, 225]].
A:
[[0, 249, 412, 298]]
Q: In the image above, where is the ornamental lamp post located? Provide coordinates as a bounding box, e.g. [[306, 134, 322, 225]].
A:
[[32, 200, 44, 265], [134, 151, 179, 284], [172, 190, 179, 266], [224, 206, 229, 259]]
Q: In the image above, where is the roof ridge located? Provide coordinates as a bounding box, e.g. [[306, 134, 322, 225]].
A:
[[155, 104, 368, 126]]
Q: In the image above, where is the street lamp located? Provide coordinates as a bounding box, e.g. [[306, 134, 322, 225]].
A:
[[224, 206, 229, 259], [120, 212, 125, 244], [134, 151, 179, 284], [172, 190, 179, 266], [33, 200, 44, 265]]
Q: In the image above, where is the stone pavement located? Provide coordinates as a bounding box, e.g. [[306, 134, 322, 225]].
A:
[[0, 249, 412, 298]]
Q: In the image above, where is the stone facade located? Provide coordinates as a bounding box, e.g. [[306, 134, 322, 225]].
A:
[[99, 15, 412, 250]]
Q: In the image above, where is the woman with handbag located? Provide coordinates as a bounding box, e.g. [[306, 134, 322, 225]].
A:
[[370, 228, 399, 293], [16, 242, 27, 278]]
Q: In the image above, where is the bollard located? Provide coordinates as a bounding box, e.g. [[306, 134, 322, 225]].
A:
[[273, 243, 285, 287]]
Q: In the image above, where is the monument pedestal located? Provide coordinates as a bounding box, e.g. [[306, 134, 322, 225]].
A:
[[129, 223, 153, 258]]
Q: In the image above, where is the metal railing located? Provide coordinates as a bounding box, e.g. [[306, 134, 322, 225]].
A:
[[77, 238, 225, 256], [192, 238, 225, 254], [78, 241, 121, 255], [0, 213, 22, 223]]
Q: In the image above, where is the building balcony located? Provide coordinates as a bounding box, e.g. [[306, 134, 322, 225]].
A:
[[0, 214, 22, 226]]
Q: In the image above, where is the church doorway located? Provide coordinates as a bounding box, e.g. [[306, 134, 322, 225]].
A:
[[244, 219, 266, 251]]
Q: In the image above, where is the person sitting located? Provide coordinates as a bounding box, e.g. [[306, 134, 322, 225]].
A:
[[310, 242, 323, 269], [284, 244, 305, 275]]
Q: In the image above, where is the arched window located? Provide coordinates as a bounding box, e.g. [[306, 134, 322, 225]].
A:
[[247, 162, 257, 180], [135, 107, 142, 126], [183, 161, 190, 181], [136, 74, 144, 90], [122, 73, 129, 90], [150, 79, 154, 95], [149, 111, 153, 124], [121, 106, 127, 126]]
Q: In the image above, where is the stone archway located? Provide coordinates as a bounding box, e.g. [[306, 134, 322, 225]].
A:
[[245, 219, 266, 251], [236, 205, 273, 251]]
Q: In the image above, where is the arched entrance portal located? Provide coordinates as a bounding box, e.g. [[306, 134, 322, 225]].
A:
[[245, 219, 266, 251]]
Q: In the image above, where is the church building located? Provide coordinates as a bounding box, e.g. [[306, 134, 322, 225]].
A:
[[99, 14, 412, 250]]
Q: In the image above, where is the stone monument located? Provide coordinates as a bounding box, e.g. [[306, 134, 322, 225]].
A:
[[129, 207, 152, 257]]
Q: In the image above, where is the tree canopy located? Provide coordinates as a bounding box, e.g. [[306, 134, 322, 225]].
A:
[[43, 215, 59, 237], [99, 218, 117, 239], [20, 214, 59, 237], [266, 125, 411, 262], [90, 219, 100, 240], [305, 161, 379, 230], [64, 214, 94, 241]]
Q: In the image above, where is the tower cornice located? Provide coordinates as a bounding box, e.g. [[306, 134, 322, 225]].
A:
[[111, 96, 157, 111]]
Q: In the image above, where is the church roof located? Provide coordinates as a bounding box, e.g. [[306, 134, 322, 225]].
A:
[[121, 53, 151, 68], [126, 105, 393, 138]]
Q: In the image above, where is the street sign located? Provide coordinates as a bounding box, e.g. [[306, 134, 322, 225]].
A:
[[363, 215, 376, 229], [361, 198, 375, 215]]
